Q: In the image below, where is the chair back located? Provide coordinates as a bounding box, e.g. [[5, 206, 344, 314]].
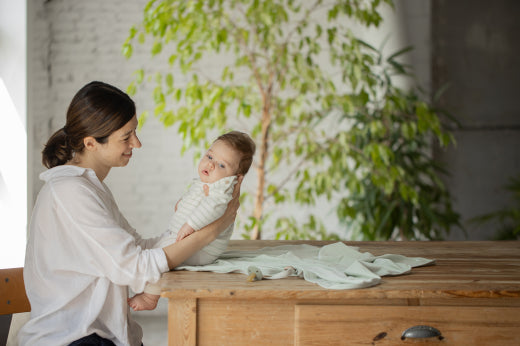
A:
[[0, 268, 30, 315]]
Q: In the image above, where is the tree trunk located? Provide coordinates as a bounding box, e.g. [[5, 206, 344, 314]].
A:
[[251, 95, 271, 240]]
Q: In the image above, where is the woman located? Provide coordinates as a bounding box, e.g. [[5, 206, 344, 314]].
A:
[[18, 81, 241, 346]]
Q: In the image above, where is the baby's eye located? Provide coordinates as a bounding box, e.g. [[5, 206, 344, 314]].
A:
[[219, 163, 225, 169], [207, 154, 213, 160]]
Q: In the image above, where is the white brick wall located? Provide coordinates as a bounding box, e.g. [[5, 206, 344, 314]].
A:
[[28, 0, 188, 238], [27, 0, 431, 240]]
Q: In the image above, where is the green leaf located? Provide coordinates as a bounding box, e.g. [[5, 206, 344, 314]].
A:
[[137, 110, 149, 130], [122, 43, 133, 59], [166, 73, 174, 89], [135, 69, 144, 84], [151, 41, 163, 56], [162, 111, 175, 127], [168, 54, 177, 65], [153, 86, 165, 104], [128, 26, 138, 39], [154, 102, 165, 116], [387, 45, 414, 61], [128, 81, 139, 97], [138, 32, 145, 44]]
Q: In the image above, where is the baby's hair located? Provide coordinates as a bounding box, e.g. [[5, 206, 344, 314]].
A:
[[215, 131, 256, 175], [42, 81, 136, 168]]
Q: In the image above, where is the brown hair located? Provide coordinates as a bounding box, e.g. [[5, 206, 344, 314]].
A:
[[42, 81, 136, 168], [215, 131, 256, 175]]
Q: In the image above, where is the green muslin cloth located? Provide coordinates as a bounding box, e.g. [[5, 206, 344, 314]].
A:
[[176, 242, 435, 290]]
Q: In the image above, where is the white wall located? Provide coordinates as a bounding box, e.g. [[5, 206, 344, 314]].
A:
[[1, 0, 27, 268], [27, 0, 431, 240]]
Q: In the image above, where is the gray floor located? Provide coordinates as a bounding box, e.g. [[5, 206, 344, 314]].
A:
[[131, 298, 169, 346], [133, 314, 168, 346]]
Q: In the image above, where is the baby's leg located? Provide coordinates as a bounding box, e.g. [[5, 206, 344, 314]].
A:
[[182, 235, 231, 266], [182, 249, 219, 266], [128, 292, 160, 311]]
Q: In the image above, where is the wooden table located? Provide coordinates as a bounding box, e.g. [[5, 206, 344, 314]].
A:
[[158, 240, 520, 345]]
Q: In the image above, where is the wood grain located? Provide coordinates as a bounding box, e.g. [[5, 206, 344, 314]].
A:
[[159, 241, 520, 345], [295, 305, 520, 345], [160, 241, 520, 301], [168, 298, 196, 346]]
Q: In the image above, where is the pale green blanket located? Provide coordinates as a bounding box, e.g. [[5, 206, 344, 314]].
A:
[[177, 242, 435, 290]]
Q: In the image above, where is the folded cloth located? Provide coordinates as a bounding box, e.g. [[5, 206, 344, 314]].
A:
[[176, 242, 435, 290]]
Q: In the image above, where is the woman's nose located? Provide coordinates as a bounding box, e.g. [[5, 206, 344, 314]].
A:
[[131, 134, 142, 148]]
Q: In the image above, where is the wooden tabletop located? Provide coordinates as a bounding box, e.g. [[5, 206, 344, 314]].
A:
[[159, 240, 520, 301]]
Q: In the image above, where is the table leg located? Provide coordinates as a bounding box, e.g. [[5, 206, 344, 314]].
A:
[[168, 298, 197, 346]]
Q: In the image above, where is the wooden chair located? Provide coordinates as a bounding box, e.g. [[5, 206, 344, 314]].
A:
[[0, 267, 31, 345]]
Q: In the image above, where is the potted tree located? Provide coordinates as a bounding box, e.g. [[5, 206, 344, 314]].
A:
[[123, 0, 461, 240]]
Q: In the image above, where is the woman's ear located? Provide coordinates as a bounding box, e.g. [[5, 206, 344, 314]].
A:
[[83, 136, 98, 151]]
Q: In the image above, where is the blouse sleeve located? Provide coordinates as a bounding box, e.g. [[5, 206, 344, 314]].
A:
[[49, 179, 169, 293]]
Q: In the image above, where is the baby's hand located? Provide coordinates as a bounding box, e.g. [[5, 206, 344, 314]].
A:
[[176, 223, 195, 242], [203, 184, 209, 196]]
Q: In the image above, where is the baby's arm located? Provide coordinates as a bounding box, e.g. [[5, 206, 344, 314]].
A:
[[187, 178, 236, 231], [174, 185, 226, 242]]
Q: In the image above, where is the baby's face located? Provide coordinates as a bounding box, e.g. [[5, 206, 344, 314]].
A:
[[198, 140, 240, 183]]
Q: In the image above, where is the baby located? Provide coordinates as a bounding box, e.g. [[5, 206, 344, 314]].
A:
[[128, 131, 255, 311]]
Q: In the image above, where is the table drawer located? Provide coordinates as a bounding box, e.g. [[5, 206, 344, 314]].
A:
[[295, 305, 520, 345]]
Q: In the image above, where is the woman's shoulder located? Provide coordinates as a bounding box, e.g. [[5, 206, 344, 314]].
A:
[[41, 166, 101, 193]]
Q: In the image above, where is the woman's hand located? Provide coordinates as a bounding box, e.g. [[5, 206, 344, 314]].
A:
[[218, 175, 243, 229]]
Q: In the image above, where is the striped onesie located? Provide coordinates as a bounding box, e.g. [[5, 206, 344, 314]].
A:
[[145, 176, 237, 294]]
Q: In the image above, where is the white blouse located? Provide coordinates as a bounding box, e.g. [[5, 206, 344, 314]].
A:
[[18, 166, 169, 346]]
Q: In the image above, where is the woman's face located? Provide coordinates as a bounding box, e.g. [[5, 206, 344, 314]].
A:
[[95, 115, 141, 169], [198, 140, 240, 183]]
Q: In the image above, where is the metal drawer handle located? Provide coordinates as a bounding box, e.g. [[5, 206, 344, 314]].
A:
[[401, 325, 444, 340]]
